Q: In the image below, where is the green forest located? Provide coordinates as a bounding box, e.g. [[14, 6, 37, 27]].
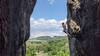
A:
[[26, 36, 70, 56]]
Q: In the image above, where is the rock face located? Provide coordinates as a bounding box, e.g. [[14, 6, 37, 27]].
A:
[[67, 0, 100, 56], [0, 0, 36, 56]]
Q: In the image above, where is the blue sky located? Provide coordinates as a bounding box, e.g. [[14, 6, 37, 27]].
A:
[[30, 0, 67, 38]]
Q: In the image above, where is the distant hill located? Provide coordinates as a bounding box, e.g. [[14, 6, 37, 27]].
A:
[[36, 36, 52, 40], [29, 36, 68, 41]]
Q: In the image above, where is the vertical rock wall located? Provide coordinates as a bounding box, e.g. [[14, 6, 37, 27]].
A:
[[0, 0, 36, 56], [67, 0, 100, 56]]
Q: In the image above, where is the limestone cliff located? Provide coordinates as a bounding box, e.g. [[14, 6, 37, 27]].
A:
[[0, 0, 36, 56], [67, 0, 100, 56]]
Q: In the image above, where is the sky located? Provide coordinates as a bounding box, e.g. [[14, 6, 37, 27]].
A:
[[30, 0, 67, 38]]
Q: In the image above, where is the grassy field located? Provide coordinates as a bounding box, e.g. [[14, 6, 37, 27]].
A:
[[26, 36, 70, 56]]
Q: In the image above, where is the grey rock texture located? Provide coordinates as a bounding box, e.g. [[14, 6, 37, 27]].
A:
[[67, 0, 100, 56], [0, 0, 36, 56]]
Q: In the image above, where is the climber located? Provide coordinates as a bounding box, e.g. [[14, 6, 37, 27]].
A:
[[62, 22, 68, 34]]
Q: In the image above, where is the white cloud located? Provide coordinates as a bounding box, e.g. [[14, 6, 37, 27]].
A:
[[30, 17, 67, 38], [48, 0, 56, 5]]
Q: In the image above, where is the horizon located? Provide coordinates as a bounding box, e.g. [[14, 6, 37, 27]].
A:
[[30, 35, 68, 39]]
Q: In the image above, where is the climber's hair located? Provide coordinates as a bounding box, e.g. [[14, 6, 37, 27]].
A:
[[62, 22, 64, 25]]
